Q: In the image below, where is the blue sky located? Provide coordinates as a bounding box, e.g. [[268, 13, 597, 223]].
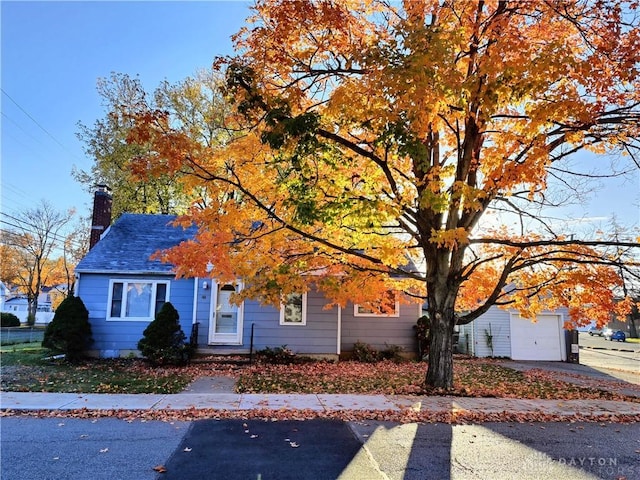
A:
[[1, 0, 251, 225], [1, 0, 638, 238]]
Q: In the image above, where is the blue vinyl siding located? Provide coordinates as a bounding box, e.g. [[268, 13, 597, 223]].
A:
[[78, 273, 195, 355], [80, 271, 421, 357], [191, 283, 339, 354], [341, 299, 420, 353], [240, 291, 339, 354]]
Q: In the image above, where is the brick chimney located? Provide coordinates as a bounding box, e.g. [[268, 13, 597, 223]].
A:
[[89, 185, 112, 249]]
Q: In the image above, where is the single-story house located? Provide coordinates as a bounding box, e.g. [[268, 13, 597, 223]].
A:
[[75, 214, 423, 359], [458, 307, 571, 361], [75, 183, 573, 362]]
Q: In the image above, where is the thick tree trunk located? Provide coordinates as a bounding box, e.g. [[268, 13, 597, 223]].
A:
[[425, 308, 456, 389]]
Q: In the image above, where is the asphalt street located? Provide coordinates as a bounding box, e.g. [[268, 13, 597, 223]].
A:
[[2, 417, 639, 480]]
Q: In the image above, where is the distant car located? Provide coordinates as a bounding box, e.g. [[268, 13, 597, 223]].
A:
[[588, 326, 604, 336], [606, 330, 626, 342]]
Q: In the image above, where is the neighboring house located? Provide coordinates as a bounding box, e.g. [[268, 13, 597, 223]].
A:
[[0, 281, 7, 312], [75, 214, 422, 359], [2, 293, 55, 325], [3, 296, 28, 313], [458, 307, 571, 361]]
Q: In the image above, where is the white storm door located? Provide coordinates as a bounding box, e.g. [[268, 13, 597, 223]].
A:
[[209, 283, 243, 345]]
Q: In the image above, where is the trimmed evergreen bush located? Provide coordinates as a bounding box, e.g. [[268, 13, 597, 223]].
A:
[[1, 312, 21, 327], [137, 302, 192, 366], [42, 295, 92, 362]]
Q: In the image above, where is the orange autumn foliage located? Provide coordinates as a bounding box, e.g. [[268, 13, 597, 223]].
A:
[[124, 0, 640, 387]]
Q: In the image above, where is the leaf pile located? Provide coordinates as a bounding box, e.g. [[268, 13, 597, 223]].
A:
[[237, 359, 639, 402], [3, 407, 638, 425]]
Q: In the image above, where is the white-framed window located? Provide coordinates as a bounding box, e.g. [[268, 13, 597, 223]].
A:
[[107, 279, 170, 321], [354, 291, 400, 317], [279, 292, 307, 326]]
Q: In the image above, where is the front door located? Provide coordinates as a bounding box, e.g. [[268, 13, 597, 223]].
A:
[[209, 283, 243, 344]]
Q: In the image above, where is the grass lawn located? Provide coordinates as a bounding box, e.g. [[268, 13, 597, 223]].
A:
[[1, 344, 191, 394], [2, 344, 638, 401]]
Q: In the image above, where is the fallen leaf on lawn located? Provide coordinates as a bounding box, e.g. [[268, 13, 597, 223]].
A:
[[58, 423, 64, 427], [80, 434, 89, 438], [289, 442, 299, 448], [244, 430, 250, 433], [100, 448, 108, 453], [153, 465, 167, 473], [243, 423, 248, 428], [53, 457, 59, 460], [250, 435, 258, 439], [183, 447, 192, 452]]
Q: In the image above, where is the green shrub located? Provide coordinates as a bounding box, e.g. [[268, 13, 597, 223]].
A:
[[137, 302, 192, 366], [352, 341, 379, 363], [42, 295, 92, 362], [256, 345, 297, 365], [256, 345, 297, 364], [379, 344, 404, 362], [1, 312, 21, 327]]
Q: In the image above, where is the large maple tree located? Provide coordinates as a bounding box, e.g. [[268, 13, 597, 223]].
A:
[[127, 0, 640, 388]]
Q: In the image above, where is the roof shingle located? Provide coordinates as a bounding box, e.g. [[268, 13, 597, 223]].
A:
[[75, 214, 198, 274]]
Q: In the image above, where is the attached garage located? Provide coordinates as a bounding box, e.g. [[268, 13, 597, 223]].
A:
[[509, 314, 565, 361], [458, 308, 567, 361]]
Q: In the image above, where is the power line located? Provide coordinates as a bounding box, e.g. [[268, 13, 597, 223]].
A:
[[0, 213, 83, 248], [1, 88, 83, 161], [1, 88, 68, 151], [0, 212, 86, 250], [1, 111, 47, 148]]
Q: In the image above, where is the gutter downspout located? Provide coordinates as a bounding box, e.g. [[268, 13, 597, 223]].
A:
[[191, 277, 199, 325], [337, 305, 342, 356]]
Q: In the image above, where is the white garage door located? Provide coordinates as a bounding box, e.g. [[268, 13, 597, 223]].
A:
[[510, 314, 564, 361]]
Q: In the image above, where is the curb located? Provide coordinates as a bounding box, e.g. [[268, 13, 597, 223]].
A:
[[2, 392, 640, 417], [579, 345, 637, 353]]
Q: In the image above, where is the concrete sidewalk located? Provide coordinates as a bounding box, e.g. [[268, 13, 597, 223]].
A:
[[2, 391, 640, 417]]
